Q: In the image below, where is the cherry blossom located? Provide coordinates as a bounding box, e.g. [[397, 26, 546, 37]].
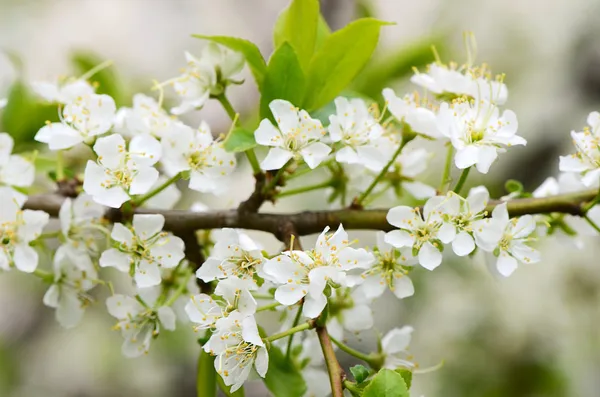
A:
[[255, 99, 331, 170], [0, 133, 34, 204]]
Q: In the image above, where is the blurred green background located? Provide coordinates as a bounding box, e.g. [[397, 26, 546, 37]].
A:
[[2, 0, 600, 396]]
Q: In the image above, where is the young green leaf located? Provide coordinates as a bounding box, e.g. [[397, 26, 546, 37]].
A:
[[259, 43, 306, 121], [363, 369, 409, 397], [192, 35, 267, 89], [196, 350, 217, 397], [223, 127, 257, 153], [71, 51, 125, 106], [302, 18, 392, 111], [273, 0, 320, 71], [263, 345, 307, 397], [395, 368, 413, 389], [315, 15, 331, 50], [350, 364, 371, 384]]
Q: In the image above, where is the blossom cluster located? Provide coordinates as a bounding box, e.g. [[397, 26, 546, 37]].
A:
[[0, 31, 598, 396]]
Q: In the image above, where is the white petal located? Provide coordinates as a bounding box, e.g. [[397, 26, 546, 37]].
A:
[[99, 248, 131, 272], [129, 167, 159, 195], [14, 244, 38, 273], [34, 123, 83, 150], [260, 147, 293, 170], [133, 214, 165, 238], [452, 231, 476, 256], [275, 284, 307, 306], [111, 223, 135, 244], [129, 135, 162, 166], [403, 181, 437, 199], [106, 294, 141, 319], [302, 293, 327, 318], [437, 223, 456, 244], [418, 242, 442, 270], [269, 99, 299, 133], [386, 206, 417, 228], [157, 306, 177, 331], [135, 260, 162, 288], [496, 251, 518, 277], [254, 119, 282, 147], [300, 142, 331, 169], [384, 230, 414, 248], [454, 146, 479, 169], [475, 146, 498, 174], [255, 347, 269, 378], [342, 304, 373, 332], [391, 275, 415, 299], [382, 326, 413, 354], [94, 134, 126, 169], [56, 291, 85, 328]]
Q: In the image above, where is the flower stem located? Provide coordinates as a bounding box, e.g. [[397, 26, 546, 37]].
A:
[[265, 321, 314, 343], [452, 167, 471, 195], [164, 271, 191, 307], [343, 380, 363, 395], [256, 301, 281, 312], [251, 293, 275, 300], [32, 268, 54, 282], [329, 334, 375, 365], [132, 173, 181, 207], [262, 160, 293, 194], [38, 230, 61, 239], [277, 179, 333, 198], [316, 326, 344, 397], [440, 143, 454, 192], [286, 304, 304, 361], [353, 137, 412, 208], [584, 214, 600, 234], [216, 93, 262, 176], [79, 59, 114, 81]]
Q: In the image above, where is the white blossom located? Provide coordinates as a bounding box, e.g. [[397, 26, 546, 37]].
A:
[[196, 228, 266, 285], [438, 186, 499, 256], [255, 99, 331, 170], [161, 121, 236, 194], [43, 245, 98, 328], [32, 78, 95, 104], [385, 198, 454, 270], [328, 97, 385, 168], [381, 326, 416, 370], [559, 112, 600, 186], [204, 311, 268, 392], [185, 277, 257, 330], [0, 132, 35, 203], [0, 190, 49, 273], [114, 94, 175, 139], [83, 133, 161, 208], [264, 225, 374, 318], [59, 193, 106, 261], [35, 93, 116, 150], [327, 288, 374, 340], [477, 203, 540, 277], [411, 63, 508, 105], [170, 44, 244, 115], [106, 291, 176, 357], [354, 231, 416, 300], [99, 214, 185, 288], [436, 100, 525, 174], [382, 88, 441, 139]]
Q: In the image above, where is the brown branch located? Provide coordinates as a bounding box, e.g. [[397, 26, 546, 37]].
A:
[[23, 189, 597, 241]]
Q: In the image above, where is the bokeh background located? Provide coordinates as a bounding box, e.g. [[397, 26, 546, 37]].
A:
[[2, 0, 600, 396]]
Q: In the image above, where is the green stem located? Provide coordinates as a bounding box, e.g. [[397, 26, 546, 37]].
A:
[[79, 59, 114, 81], [164, 272, 191, 307], [262, 160, 293, 194], [440, 143, 454, 192], [316, 326, 344, 397], [584, 214, 600, 234], [38, 230, 61, 239], [286, 304, 303, 361], [251, 293, 275, 300], [133, 173, 181, 207], [583, 190, 600, 212], [33, 268, 54, 282], [245, 149, 261, 175], [265, 321, 314, 343], [256, 302, 281, 312], [452, 167, 471, 195], [343, 380, 363, 395], [56, 150, 65, 181], [354, 137, 412, 207], [216, 94, 236, 121], [329, 334, 375, 364], [277, 179, 333, 198]]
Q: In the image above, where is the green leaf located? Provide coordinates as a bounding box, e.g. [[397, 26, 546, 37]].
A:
[[223, 127, 257, 153], [273, 0, 320, 71], [196, 350, 217, 397], [315, 15, 331, 50], [0, 80, 59, 148], [263, 345, 306, 397], [259, 43, 306, 120], [363, 369, 409, 397], [505, 179, 524, 194], [302, 18, 391, 111], [395, 368, 412, 389], [193, 35, 267, 89], [350, 364, 370, 384], [352, 36, 444, 99], [71, 51, 125, 106]]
